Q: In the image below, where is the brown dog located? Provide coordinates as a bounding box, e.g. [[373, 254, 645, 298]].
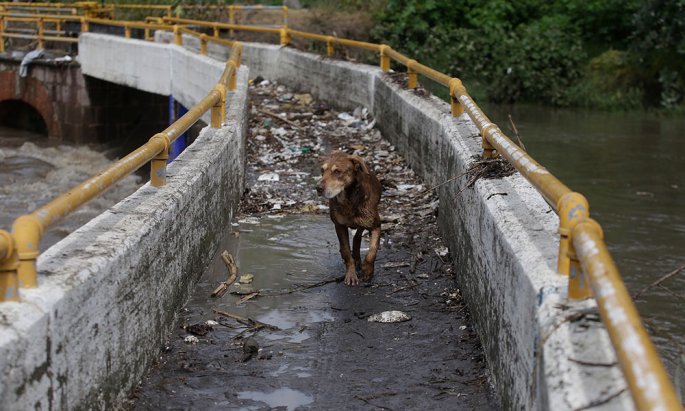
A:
[[316, 151, 381, 286]]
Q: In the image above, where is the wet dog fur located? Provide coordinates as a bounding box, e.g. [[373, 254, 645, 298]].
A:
[[316, 151, 381, 286]]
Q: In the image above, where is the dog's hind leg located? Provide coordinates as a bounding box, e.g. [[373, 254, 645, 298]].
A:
[[352, 229, 364, 270], [361, 226, 381, 282], [335, 224, 359, 286]]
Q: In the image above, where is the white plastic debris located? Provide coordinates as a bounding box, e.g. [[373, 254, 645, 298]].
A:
[[238, 216, 260, 224], [337, 112, 355, 122], [367, 311, 412, 323], [459, 325, 467, 330], [205, 320, 219, 326], [184, 335, 199, 344], [435, 246, 449, 257], [258, 173, 280, 182], [272, 127, 287, 136]]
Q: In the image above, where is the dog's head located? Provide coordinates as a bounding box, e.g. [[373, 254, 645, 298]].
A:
[[316, 151, 369, 199]]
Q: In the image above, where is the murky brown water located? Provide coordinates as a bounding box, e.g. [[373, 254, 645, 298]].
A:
[[0, 126, 143, 250], [484, 104, 685, 391]]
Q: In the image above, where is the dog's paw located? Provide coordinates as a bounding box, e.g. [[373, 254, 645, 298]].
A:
[[344, 272, 360, 286], [361, 261, 374, 281]]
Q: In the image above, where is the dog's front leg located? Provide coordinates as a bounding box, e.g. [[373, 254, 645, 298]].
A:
[[352, 229, 364, 270], [361, 226, 381, 281], [335, 223, 359, 286]]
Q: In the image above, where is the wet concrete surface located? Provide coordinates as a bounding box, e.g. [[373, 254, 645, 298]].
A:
[[129, 80, 497, 410]]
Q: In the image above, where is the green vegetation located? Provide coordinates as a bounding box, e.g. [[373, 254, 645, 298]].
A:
[[370, 0, 685, 111], [43, 0, 684, 110]]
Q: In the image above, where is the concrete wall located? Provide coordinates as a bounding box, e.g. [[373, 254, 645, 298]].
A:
[[0, 34, 249, 410], [228, 42, 634, 410]]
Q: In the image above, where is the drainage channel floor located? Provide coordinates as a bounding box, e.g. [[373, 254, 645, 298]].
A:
[[129, 79, 497, 410]]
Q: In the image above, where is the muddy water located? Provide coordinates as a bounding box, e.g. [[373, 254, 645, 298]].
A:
[[484, 105, 685, 389], [0, 126, 142, 250], [132, 214, 495, 410]]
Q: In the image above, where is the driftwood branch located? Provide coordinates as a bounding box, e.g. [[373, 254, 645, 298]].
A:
[[259, 108, 301, 129], [212, 308, 280, 331], [211, 251, 238, 298], [507, 114, 526, 152], [633, 263, 685, 300], [256, 275, 345, 297]]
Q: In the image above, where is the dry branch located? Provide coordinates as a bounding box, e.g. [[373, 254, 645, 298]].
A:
[[212, 308, 280, 331], [211, 250, 238, 298]]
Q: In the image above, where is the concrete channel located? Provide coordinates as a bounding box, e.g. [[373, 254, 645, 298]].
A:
[[0, 33, 634, 410]]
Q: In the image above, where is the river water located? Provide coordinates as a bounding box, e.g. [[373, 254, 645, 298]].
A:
[[0, 126, 142, 250], [483, 104, 685, 390]]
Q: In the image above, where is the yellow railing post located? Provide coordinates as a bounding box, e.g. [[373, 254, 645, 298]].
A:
[[165, 5, 172, 18], [124, 23, 131, 39], [200, 33, 208, 55], [557, 192, 593, 299], [0, 16, 5, 53], [213, 23, 219, 38], [80, 17, 89, 33], [279, 27, 290, 46], [448, 78, 465, 117], [12, 215, 43, 289], [379, 45, 390, 72], [228, 5, 235, 36], [150, 133, 170, 187], [211, 84, 226, 128], [407, 59, 417, 89], [173, 25, 182, 45], [0, 230, 19, 302], [227, 61, 238, 91], [480, 124, 498, 159], [144, 27, 150, 41], [37, 17, 44, 48], [326, 36, 334, 57]]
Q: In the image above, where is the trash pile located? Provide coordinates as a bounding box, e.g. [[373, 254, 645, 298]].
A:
[[244, 77, 441, 246]]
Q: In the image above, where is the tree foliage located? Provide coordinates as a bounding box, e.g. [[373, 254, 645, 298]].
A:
[[372, 0, 684, 110]]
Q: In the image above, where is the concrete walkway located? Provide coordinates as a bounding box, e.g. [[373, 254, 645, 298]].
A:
[[129, 80, 496, 410]]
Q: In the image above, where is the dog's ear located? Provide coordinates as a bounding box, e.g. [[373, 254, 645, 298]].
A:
[[349, 156, 370, 174]]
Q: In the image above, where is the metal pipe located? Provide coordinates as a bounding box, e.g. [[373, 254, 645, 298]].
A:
[[573, 220, 684, 411]]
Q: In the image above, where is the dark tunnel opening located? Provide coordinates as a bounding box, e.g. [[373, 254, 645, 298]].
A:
[[0, 99, 49, 136]]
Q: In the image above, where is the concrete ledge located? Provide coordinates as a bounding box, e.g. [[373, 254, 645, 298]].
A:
[[0, 36, 249, 410], [235, 43, 634, 410]]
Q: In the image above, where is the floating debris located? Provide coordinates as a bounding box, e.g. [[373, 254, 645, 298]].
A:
[[367, 311, 412, 323], [184, 335, 200, 344]]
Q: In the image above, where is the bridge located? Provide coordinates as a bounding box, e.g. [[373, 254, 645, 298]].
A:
[[0, 4, 681, 411]]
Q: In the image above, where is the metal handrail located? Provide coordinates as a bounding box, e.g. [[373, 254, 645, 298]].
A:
[[0, 10, 680, 410], [0, 20, 242, 305]]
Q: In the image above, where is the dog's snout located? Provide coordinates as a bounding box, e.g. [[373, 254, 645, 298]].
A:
[[316, 180, 324, 196]]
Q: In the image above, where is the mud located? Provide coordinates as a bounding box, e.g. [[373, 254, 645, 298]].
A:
[[128, 80, 497, 410]]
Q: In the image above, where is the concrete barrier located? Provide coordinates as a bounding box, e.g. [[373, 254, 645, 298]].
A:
[[0, 34, 249, 410], [229, 41, 634, 410]]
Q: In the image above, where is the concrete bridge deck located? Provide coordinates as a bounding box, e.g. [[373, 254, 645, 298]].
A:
[[0, 33, 634, 410]]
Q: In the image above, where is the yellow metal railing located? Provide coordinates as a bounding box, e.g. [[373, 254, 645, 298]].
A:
[[0, 19, 242, 304], [0, 9, 681, 411]]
